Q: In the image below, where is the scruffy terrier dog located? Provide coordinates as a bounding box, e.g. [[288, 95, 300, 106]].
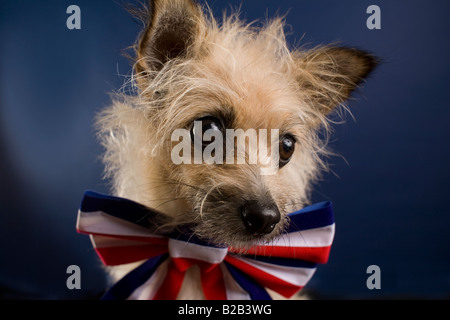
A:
[[96, 0, 377, 298]]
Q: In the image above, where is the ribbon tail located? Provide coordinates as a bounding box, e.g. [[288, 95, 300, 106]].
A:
[[224, 261, 272, 300], [102, 254, 167, 300], [201, 264, 227, 300], [153, 258, 186, 300]]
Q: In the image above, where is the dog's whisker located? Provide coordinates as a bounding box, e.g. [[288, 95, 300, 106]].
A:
[[199, 182, 226, 219]]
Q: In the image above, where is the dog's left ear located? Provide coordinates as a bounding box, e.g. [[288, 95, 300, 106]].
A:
[[135, 0, 204, 79], [294, 46, 379, 115]]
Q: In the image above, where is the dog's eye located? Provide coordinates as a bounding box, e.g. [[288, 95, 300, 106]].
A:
[[279, 135, 295, 168], [190, 116, 223, 147]]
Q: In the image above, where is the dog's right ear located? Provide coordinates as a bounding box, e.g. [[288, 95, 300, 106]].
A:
[[294, 46, 378, 116], [135, 0, 203, 78]]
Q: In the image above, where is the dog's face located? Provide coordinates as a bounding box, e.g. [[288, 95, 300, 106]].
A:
[[100, 0, 377, 248]]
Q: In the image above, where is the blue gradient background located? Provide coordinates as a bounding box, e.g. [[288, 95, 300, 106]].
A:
[[1, 0, 449, 299]]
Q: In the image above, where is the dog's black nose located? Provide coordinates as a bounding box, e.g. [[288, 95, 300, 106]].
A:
[[241, 200, 280, 235]]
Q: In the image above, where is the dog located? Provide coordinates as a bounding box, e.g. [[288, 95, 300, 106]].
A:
[[95, 0, 377, 299]]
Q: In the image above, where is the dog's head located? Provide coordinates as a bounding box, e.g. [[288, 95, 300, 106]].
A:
[[99, 0, 377, 248]]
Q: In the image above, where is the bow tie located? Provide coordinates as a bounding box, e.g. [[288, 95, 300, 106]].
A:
[[76, 191, 335, 300]]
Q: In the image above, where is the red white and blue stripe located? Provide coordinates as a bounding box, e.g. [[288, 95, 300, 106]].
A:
[[76, 191, 335, 300]]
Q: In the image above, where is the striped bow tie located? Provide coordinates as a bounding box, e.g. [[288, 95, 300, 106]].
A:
[[76, 191, 335, 300]]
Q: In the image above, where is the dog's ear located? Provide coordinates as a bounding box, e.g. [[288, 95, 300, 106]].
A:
[[295, 47, 378, 115], [135, 0, 203, 77]]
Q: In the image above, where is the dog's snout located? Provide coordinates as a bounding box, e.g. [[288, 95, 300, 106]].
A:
[[241, 200, 280, 235]]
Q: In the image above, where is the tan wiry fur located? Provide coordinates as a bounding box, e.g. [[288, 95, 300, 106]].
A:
[[96, 0, 377, 298]]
